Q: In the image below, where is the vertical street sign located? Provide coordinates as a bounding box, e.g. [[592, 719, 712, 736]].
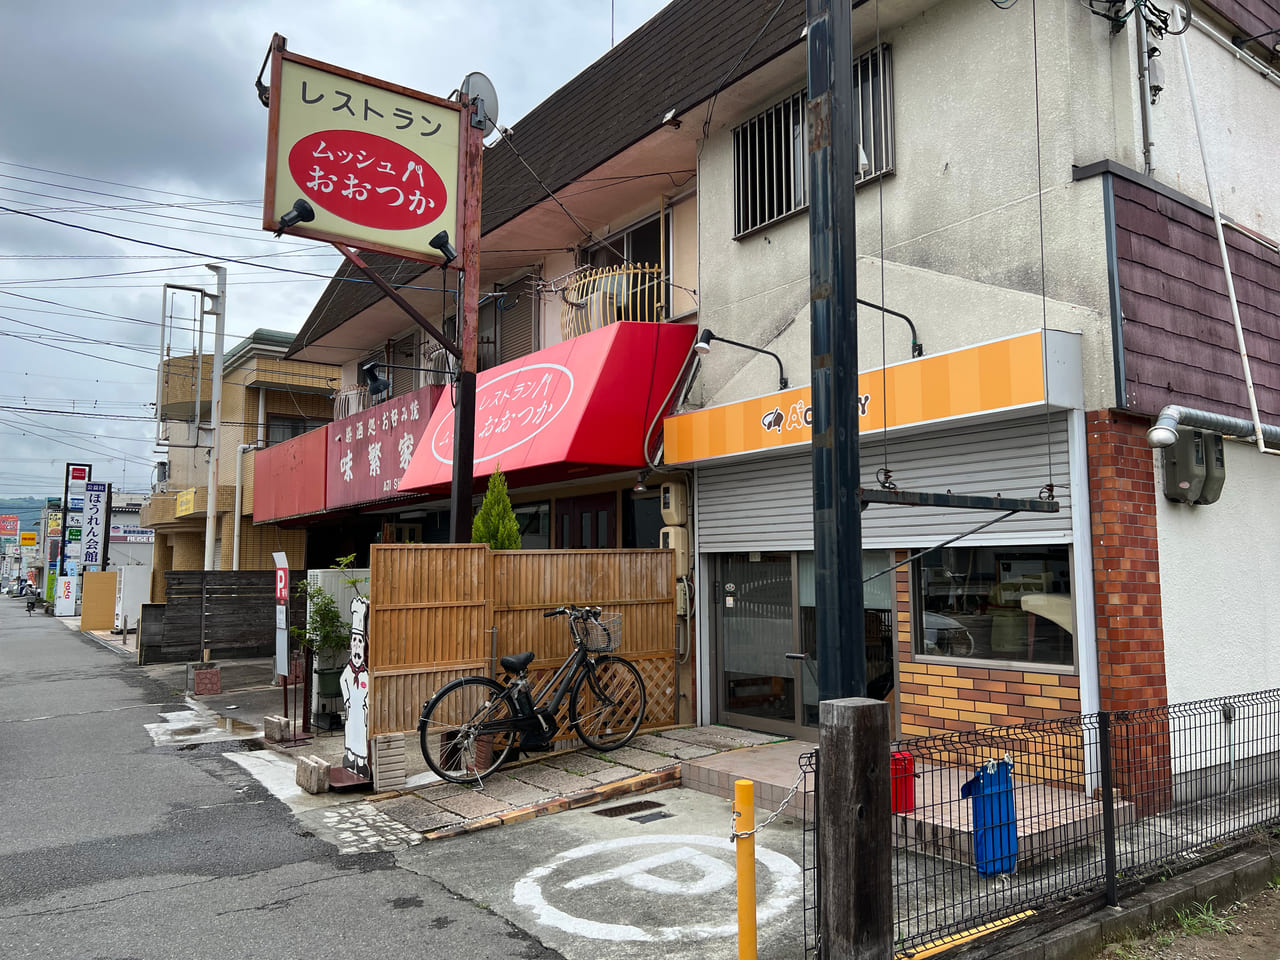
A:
[[59, 463, 91, 577], [273, 551, 290, 678], [82, 482, 108, 570]]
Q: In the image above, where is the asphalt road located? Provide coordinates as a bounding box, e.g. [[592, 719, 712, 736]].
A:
[[0, 600, 809, 960], [0, 599, 562, 960]]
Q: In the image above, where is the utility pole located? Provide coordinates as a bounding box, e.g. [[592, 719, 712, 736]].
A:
[[807, 0, 866, 701], [202, 265, 227, 570]]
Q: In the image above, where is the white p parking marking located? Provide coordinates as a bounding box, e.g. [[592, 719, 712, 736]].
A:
[[514, 833, 800, 943]]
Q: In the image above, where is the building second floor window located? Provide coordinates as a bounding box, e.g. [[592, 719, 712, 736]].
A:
[[266, 416, 324, 446], [732, 44, 893, 238]]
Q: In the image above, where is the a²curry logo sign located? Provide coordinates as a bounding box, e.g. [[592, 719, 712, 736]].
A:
[[758, 394, 871, 435], [431, 363, 573, 466]]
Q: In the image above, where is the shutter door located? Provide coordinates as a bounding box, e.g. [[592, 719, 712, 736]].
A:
[[390, 333, 417, 396], [695, 414, 1073, 553], [498, 277, 537, 364]]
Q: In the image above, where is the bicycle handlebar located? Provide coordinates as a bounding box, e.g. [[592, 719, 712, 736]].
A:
[[543, 604, 602, 620]]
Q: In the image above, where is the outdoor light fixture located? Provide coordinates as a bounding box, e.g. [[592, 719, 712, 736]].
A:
[[429, 230, 458, 265], [694, 329, 788, 391], [359, 361, 392, 396], [662, 108, 681, 129], [274, 198, 315, 237], [633, 471, 649, 493], [1232, 25, 1280, 52]]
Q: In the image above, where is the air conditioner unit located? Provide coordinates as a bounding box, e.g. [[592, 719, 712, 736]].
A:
[[660, 525, 689, 575], [660, 481, 687, 525]]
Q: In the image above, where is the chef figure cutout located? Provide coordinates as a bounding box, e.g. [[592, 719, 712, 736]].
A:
[[340, 596, 371, 778]]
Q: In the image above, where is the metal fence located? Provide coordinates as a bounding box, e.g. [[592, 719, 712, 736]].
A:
[[801, 688, 1280, 957]]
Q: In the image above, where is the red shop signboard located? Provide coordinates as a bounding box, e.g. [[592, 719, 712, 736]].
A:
[[326, 383, 439, 510]]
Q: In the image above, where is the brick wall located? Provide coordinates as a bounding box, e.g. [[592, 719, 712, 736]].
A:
[[1087, 409, 1171, 814], [1086, 410, 1167, 711]]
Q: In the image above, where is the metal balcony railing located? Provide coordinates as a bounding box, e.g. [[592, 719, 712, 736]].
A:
[[560, 263, 665, 340], [333, 385, 370, 419]]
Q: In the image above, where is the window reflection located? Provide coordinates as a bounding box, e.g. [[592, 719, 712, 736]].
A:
[[915, 545, 1073, 666]]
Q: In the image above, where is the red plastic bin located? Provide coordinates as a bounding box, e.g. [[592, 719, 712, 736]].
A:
[[891, 751, 915, 814]]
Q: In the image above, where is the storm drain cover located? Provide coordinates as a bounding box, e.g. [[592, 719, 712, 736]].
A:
[[594, 799, 665, 818], [629, 811, 674, 824]]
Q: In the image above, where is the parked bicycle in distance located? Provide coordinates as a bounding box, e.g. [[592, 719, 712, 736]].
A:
[[417, 604, 647, 784]]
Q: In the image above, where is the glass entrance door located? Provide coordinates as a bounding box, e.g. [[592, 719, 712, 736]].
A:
[[716, 553, 802, 736]]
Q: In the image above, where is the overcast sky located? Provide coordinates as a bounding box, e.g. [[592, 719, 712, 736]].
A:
[[0, 0, 668, 500]]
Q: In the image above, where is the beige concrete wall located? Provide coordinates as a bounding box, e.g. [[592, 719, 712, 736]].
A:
[[694, 0, 1121, 412], [670, 192, 698, 319]]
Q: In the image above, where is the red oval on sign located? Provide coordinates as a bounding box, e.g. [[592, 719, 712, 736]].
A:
[[288, 130, 448, 231]]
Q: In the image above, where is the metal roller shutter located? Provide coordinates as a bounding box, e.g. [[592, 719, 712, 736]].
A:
[[695, 414, 1073, 553], [498, 276, 537, 364]]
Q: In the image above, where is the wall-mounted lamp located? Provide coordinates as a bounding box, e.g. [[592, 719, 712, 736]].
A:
[[855, 298, 924, 357], [694, 329, 788, 391], [429, 230, 458, 265], [633, 471, 650, 493], [661, 108, 681, 129], [274, 198, 315, 237], [359, 361, 392, 396], [1232, 25, 1280, 53]]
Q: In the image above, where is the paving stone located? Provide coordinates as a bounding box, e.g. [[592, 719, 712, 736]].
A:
[[414, 781, 469, 802], [510, 764, 594, 794], [586, 764, 641, 786], [626, 734, 679, 756], [671, 743, 717, 760], [541, 753, 615, 775], [432, 790, 510, 819], [375, 795, 463, 833], [596, 746, 676, 772], [473, 772, 553, 806]]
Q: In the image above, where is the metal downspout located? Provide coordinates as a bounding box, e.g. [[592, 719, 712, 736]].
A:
[[1174, 11, 1272, 454]]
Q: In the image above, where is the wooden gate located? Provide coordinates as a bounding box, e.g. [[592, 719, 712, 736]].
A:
[[367, 544, 677, 742]]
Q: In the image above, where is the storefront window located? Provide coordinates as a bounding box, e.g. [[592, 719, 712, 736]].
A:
[[514, 502, 550, 549], [915, 545, 1073, 666]]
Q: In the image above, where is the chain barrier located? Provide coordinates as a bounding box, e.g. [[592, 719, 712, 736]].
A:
[[729, 767, 808, 842]]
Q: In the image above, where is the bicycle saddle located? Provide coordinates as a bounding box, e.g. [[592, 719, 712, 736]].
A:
[[500, 651, 536, 674]]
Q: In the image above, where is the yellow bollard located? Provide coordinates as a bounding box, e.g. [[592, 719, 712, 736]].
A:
[[734, 778, 757, 960]]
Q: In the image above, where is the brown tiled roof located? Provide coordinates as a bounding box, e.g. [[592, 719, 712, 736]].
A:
[[287, 0, 806, 357]]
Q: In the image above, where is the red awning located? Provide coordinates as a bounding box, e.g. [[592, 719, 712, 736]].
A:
[[399, 321, 695, 493]]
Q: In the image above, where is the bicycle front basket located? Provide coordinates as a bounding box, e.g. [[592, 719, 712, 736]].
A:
[[582, 613, 622, 652]]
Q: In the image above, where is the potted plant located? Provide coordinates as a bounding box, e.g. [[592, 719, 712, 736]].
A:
[[292, 555, 367, 725]]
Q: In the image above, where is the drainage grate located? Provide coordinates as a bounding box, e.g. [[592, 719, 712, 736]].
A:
[[629, 811, 674, 824], [594, 799, 665, 818]]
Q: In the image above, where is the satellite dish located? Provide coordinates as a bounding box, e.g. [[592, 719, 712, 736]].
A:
[[460, 71, 499, 137]]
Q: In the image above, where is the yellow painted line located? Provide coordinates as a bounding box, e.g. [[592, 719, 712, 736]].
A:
[[897, 911, 1036, 959]]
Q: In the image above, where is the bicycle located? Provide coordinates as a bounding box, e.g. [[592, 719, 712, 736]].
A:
[[417, 604, 647, 784]]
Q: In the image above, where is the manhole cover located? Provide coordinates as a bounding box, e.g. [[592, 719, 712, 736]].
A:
[[593, 799, 665, 818]]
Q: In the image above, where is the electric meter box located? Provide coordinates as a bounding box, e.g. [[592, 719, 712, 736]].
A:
[[1196, 431, 1225, 505], [1161, 427, 1205, 503], [660, 481, 687, 525], [660, 525, 689, 575]]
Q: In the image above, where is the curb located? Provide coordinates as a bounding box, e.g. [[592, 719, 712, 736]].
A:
[[956, 843, 1280, 960], [414, 764, 683, 841]]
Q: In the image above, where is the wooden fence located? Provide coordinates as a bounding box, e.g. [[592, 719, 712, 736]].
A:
[[367, 544, 677, 742], [139, 570, 305, 664]]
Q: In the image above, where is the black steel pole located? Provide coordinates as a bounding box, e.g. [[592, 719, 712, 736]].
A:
[[449, 367, 477, 543], [807, 0, 866, 701]]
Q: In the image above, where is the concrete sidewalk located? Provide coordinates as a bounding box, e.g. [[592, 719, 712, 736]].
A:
[[72, 630, 809, 848]]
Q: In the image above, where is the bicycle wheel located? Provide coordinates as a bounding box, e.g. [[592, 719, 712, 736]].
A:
[[419, 676, 516, 783], [569, 655, 646, 751]]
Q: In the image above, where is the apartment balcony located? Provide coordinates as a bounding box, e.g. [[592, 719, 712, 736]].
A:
[[157, 354, 214, 419], [560, 263, 665, 340], [333, 384, 371, 419]]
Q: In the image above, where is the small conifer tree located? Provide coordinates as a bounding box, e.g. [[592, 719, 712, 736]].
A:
[[471, 466, 521, 550]]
